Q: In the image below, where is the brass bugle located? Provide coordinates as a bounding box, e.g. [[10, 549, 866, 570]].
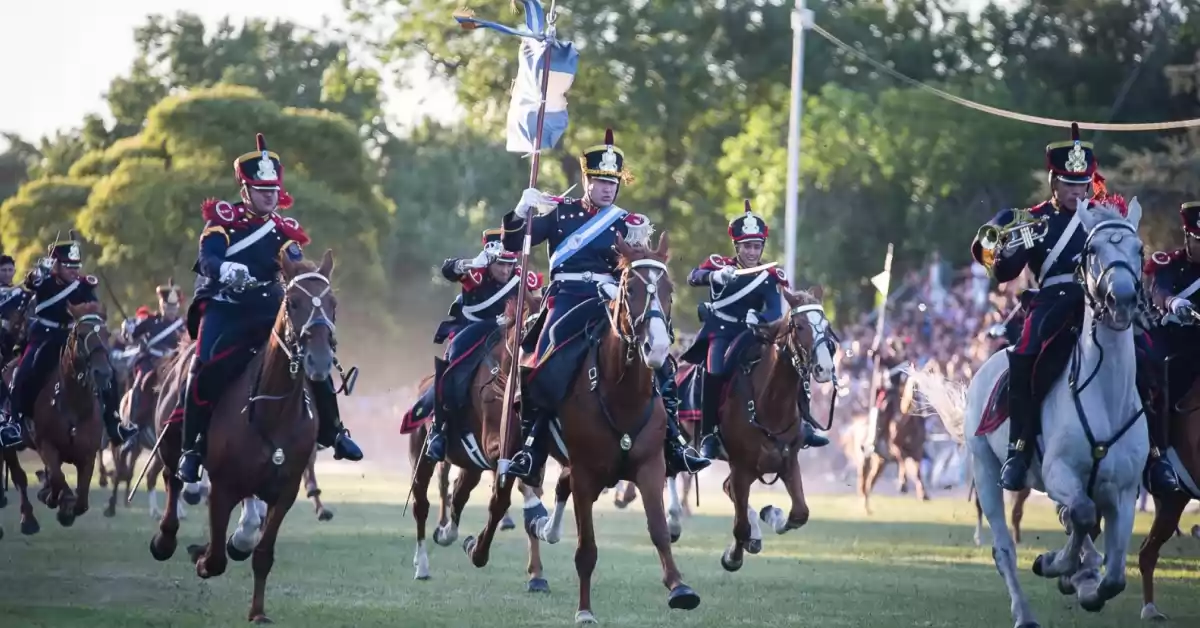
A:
[[976, 215, 1049, 253]]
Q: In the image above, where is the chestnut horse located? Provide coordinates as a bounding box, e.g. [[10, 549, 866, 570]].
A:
[[1138, 373, 1200, 621], [1, 302, 114, 534], [477, 233, 701, 624], [853, 382, 930, 515], [407, 287, 545, 586], [148, 252, 340, 623], [712, 289, 837, 571], [102, 346, 171, 517]]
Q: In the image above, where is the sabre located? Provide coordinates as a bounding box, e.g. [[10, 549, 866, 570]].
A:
[[126, 424, 169, 504], [733, 261, 779, 276]]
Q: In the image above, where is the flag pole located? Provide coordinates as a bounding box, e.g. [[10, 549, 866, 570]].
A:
[[864, 243, 894, 456], [496, 5, 558, 488]]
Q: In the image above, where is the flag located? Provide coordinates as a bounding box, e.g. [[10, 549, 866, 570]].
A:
[[506, 39, 577, 153], [870, 270, 891, 297], [452, 1, 576, 154]]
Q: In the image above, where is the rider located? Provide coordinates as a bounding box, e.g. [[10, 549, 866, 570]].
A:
[[125, 280, 187, 404], [1133, 201, 1200, 496], [0, 254, 24, 362], [424, 228, 532, 462], [682, 201, 828, 460], [502, 128, 710, 484], [0, 241, 139, 450], [174, 132, 363, 483], [971, 123, 1118, 492]]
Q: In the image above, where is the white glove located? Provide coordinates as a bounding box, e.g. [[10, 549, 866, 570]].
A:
[[219, 261, 251, 284], [467, 249, 492, 269], [1169, 297, 1193, 316], [514, 187, 550, 219], [711, 266, 737, 285], [745, 310, 760, 325], [495, 314, 510, 327], [600, 283, 619, 300]]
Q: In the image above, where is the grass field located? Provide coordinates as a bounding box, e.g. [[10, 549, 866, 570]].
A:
[[1, 461, 1198, 628]]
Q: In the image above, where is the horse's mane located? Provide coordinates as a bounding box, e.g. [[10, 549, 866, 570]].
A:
[[289, 259, 321, 274], [786, 289, 819, 307], [72, 301, 106, 318], [1088, 202, 1127, 223]]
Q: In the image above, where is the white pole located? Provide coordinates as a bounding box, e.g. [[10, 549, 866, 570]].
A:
[[784, 0, 813, 284]]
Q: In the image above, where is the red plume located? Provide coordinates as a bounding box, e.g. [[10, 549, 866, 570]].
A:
[[256, 133, 267, 151], [1070, 122, 1080, 142], [604, 128, 614, 145]]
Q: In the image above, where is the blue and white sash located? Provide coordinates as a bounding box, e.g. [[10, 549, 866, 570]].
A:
[[548, 204, 626, 270]]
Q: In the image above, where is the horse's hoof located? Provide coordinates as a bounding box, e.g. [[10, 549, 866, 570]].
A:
[[1031, 554, 1046, 577], [1057, 576, 1076, 596], [103, 506, 116, 518], [500, 514, 516, 530], [150, 535, 176, 561], [575, 610, 598, 625], [462, 535, 477, 556], [21, 518, 39, 536], [182, 490, 202, 506], [307, 488, 321, 499], [1016, 623, 1041, 628], [317, 509, 334, 522], [1141, 602, 1168, 621], [747, 538, 763, 555], [719, 551, 742, 573], [669, 530, 681, 544], [227, 536, 252, 562], [0, 492, 8, 508], [250, 614, 273, 624], [527, 577, 550, 593], [186, 544, 207, 564], [433, 525, 457, 547], [56, 510, 76, 528], [667, 584, 700, 610], [1080, 596, 1106, 613], [614, 497, 629, 509]]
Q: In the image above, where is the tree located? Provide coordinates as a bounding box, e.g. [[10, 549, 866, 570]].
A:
[[0, 177, 94, 271], [0, 134, 39, 212]]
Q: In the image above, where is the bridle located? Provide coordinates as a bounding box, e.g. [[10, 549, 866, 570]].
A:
[[270, 272, 356, 393], [1079, 219, 1142, 331], [610, 258, 671, 366], [67, 313, 111, 391], [777, 302, 840, 431]]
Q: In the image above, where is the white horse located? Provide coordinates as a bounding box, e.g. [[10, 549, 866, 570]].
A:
[[913, 199, 1148, 628]]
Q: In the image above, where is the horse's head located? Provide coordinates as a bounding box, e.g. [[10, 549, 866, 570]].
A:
[[1076, 197, 1144, 331], [280, 250, 337, 381], [614, 232, 674, 370], [778, 287, 839, 383], [65, 302, 113, 389]]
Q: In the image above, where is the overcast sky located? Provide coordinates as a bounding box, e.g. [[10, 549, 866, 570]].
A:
[[0, 0, 999, 143]]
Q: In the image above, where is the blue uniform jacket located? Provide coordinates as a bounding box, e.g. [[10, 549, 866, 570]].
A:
[[971, 200, 1087, 286], [679, 254, 787, 369], [434, 258, 537, 345], [187, 199, 308, 338], [24, 272, 99, 341]]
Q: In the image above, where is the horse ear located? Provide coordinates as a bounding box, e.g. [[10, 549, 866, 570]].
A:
[[319, 249, 335, 278], [613, 232, 633, 258], [810, 284, 824, 302], [654, 231, 670, 257], [66, 303, 79, 318], [280, 251, 297, 281], [1126, 196, 1143, 229], [1075, 198, 1098, 231]]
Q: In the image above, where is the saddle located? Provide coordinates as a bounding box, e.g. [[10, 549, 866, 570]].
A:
[[440, 324, 504, 413], [977, 322, 1079, 436], [524, 297, 610, 410], [400, 382, 434, 435], [675, 330, 763, 420]]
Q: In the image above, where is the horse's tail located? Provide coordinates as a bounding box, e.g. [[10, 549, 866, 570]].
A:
[[906, 364, 968, 444]]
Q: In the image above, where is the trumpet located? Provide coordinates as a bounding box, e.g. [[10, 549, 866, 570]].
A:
[[977, 209, 1049, 270]]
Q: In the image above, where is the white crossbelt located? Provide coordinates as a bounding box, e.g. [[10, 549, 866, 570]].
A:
[[1042, 274, 1074, 287], [1037, 210, 1082, 286], [552, 272, 616, 284]]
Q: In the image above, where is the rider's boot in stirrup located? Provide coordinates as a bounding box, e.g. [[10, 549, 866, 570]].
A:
[[1140, 379, 1181, 496], [424, 357, 450, 462], [800, 420, 830, 448], [698, 372, 727, 460], [507, 404, 548, 486], [100, 383, 139, 452], [176, 361, 211, 484], [1000, 353, 1037, 491], [659, 363, 710, 474], [311, 376, 363, 461]]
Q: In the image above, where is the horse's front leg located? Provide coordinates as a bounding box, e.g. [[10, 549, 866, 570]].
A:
[[188, 482, 237, 579], [150, 421, 183, 560], [1138, 492, 1191, 620], [104, 444, 122, 517], [227, 497, 266, 561], [761, 456, 811, 537], [248, 482, 301, 623], [4, 450, 39, 535], [462, 468, 516, 569], [634, 453, 700, 612], [1077, 487, 1138, 613], [519, 482, 551, 593], [72, 444, 96, 519], [303, 451, 332, 521], [534, 465, 571, 545], [1035, 463, 1091, 580], [666, 474, 683, 543], [39, 443, 76, 526], [410, 451, 436, 581], [436, 465, 481, 547], [720, 466, 753, 572]]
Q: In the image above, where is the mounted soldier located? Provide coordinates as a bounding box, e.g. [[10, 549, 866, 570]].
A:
[[174, 132, 363, 483], [503, 128, 710, 484], [0, 241, 138, 450], [971, 123, 1142, 492], [0, 254, 27, 364], [682, 202, 829, 460], [1133, 201, 1200, 496], [124, 280, 187, 413], [424, 228, 541, 462]]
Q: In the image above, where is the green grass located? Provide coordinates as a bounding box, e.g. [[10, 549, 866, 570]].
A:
[[1, 466, 1198, 628]]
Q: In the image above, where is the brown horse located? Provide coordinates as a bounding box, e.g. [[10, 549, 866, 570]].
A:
[[710, 289, 835, 571], [102, 347, 171, 517], [148, 252, 340, 623], [1138, 375, 1200, 621], [854, 377, 930, 514], [970, 483, 1031, 545], [1, 302, 114, 533], [407, 287, 545, 586], [467, 233, 702, 623]]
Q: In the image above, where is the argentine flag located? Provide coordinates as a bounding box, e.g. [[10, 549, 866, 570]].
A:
[[506, 38, 577, 154]]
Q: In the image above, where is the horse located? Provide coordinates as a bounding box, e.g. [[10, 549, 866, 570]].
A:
[[1137, 363, 1200, 621], [148, 251, 341, 623], [969, 481, 1032, 546], [854, 373, 930, 514], [404, 287, 545, 586], [473, 232, 701, 624], [700, 288, 837, 571], [1, 302, 114, 534], [914, 199, 1147, 626], [102, 344, 172, 517]]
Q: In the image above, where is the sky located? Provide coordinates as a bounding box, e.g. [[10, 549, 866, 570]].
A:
[[0, 0, 997, 143]]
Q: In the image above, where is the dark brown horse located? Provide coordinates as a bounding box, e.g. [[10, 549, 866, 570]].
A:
[[1138, 375, 1200, 621], [854, 379, 930, 515], [407, 287, 546, 586], [102, 346, 170, 517], [2, 302, 114, 533], [712, 288, 835, 571], [148, 252, 339, 623], [466, 233, 701, 624]]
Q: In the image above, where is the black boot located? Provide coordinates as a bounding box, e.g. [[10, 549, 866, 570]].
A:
[[177, 360, 210, 483], [800, 420, 830, 448], [699, 371, 726, 460], [659, 362, 710, 474], [0, 403, 23, 450], [1000, 353, 1037, 491], [425, 357, 450, 462], [311, 377, 363, 461], [100, 382, 138, 453], [1140, 375, 1180, 496], [507, 403, 548, 486]]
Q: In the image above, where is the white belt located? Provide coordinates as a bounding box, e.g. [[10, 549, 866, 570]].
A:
[[1042, 274, 1074, 287], [712, 309, 741, 323], [552, 272, 616, 284], [33, 317, 64, 329]]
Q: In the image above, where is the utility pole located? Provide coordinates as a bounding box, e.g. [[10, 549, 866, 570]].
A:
[[784, 0, 814, 282]]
